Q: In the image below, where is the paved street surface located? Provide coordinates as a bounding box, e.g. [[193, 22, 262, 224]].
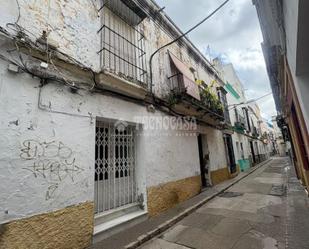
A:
[[140, 157, 309, 249]]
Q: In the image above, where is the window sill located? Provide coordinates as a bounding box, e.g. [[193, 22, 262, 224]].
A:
[[96, 70, 148, 100]]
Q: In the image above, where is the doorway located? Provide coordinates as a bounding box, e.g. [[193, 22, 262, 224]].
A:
[[250, 141, 256, 165], [94, 121, 137, 215], [197, 134, 210, 187], [224, 134, 237, 174]]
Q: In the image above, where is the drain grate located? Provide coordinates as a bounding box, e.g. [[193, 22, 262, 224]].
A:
[[218, 192, 244, 198], [269, 184, 286, 196], [265, 167, 282, 173]]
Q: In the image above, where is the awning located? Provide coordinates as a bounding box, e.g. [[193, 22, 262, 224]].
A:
[[169, 52, 200, 100]]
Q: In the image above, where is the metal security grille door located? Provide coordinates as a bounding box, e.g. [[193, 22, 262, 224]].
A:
[[95, 121, 136, 214]]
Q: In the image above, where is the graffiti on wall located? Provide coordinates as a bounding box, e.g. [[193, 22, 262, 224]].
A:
[[20, 139, 84, 200]]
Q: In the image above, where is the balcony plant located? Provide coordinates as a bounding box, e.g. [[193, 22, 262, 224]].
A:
[[234, 122, 245, 134], [200, 87, 224, 115]]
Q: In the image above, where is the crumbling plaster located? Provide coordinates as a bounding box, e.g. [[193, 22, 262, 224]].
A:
[[0, 0, 101, 71], [0, 0, 228, 225], [0, 53, 201, 223], [142, 17, 223, 98]]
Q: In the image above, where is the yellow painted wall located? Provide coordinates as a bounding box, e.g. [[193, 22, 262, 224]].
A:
[[0, 202, 94, 249], [147, 176, 201, 216]]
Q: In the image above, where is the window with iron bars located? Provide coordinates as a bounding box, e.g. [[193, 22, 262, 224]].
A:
[[98, 0, 148, 87], [94, 121, 136, 214]]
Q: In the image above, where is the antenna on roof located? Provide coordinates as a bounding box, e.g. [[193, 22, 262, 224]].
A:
[[157, 6, 165, 13], [207, 45, 212, 62]]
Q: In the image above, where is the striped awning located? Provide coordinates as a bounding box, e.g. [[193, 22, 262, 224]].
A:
[[169, 52, 200, 100]]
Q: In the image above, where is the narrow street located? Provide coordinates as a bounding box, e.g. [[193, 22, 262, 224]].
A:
[[2, 1, 309, 249], [140, 158, 309, 249]]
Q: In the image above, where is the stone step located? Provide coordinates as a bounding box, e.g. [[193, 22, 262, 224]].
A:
[[94, 203, 142, 226], [93, 204, 147, 243]]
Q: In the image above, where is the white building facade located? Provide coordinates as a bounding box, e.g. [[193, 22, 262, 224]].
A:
[[0, 0, 239, 248], [254, 0, 309, 192], [214, 60, 271, 171]]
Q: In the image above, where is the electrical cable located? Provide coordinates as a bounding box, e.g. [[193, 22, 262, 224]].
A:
[[0, 13, 225, 130], [14, 0, 21, 24], [37, 83, 94, 120], [228, 92, 272, 110], [149, 0, 231, 93]]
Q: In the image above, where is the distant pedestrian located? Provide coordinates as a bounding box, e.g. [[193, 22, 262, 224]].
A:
[[203, 153, 211, 187]]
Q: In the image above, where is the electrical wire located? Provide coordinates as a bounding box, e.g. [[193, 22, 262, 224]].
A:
[[149, 0, 231, 93], [0, 53, 22, 68], [0, 10, 226, 129], [228, 92, 272, 110], [253, 92, 273, 102], [14, 0, 21, 24], [38, 83, 94, 121]]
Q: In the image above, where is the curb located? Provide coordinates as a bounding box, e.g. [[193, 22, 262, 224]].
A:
[[124, 158, 272, 249]]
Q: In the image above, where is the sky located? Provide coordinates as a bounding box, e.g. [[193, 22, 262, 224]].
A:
[[155, 0, 277, 120]]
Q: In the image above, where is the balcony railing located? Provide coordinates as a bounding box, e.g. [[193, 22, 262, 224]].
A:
[[98, 4, 148, 87], [168, 73, 224, 118], [234, 122, 245, 133]]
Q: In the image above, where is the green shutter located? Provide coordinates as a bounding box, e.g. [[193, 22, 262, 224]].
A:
[[225, 82, 240, 100]]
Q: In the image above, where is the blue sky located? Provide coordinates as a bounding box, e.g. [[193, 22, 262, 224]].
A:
[[155, 0, 276, 120]]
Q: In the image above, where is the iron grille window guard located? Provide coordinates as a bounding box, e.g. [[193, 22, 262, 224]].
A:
[[95, 121, 136, 214], [98, 4, 148, 87]]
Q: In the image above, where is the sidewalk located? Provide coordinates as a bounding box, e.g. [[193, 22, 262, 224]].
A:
[[89, 159, 272, 249], [140, 157, 309, 249]]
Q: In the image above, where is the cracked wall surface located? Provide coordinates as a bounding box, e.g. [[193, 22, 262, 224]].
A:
[[0, 0, 230, 234], [0, 55, 203, 224], [0, 0, 101, 71]]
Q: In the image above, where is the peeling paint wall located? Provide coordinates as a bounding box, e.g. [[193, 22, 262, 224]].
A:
[[142, 17, 224, 98], [0, 60, 95, 223], [0, 54, 201, 224], [0, 0, 101, 70], [0, 0, 228, 228], [0, 0, 224, 96], [198, 126, 227, 172]]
